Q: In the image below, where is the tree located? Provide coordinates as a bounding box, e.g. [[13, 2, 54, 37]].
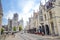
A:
[[13, 26, 16, 31], [1, 28, 4, 35], [19, 25, 23, 31]]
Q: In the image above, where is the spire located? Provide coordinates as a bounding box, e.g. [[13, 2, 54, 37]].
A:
[[0, 0, 3, 16]]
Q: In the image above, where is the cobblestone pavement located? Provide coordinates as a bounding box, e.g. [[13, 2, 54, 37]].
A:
[[0, 34, 7, 40], [3, 32, 60, 40]]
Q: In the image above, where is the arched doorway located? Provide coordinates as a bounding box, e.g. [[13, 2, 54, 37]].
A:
[[42, 25, 45, 35], [45, 25, 50, 35], [39, 26, 42, 33]]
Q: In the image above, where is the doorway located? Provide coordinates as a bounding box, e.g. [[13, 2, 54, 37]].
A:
[[45, 25, 50, 35]]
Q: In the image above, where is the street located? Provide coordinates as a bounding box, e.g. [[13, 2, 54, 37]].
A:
[[4, 32, 60, 40]]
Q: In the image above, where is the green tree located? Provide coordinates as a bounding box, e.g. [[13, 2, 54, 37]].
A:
[[19, 25, 23, 31], [1, 28, 4, 35], [13, 26, 16, 31]]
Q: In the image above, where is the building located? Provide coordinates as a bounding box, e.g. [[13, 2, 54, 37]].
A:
[[48, 0, 60, 36], [25, 0, 60, 35], [8, 13, 24, 31], [0, 0, 3, 28], [25, 21, 30, 33], [25, 11, 39, 33], [38, 3, 45, 34], [8, 13, 18, 31], [2, 25, 8, 31], [38, 1, 44, 26], [8, 19, 12, 31], [18, 18, 24, 27], [12, 13, 18, 27], [12, 13, 18, 31], [18, 18, 24, 30], [33, 11, 39, 32], [41, 0, 60, 36]]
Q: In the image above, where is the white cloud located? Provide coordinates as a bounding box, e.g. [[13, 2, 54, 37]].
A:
[[41, 0, 48, 5], [4, 10, 17, 19], [4, 0, 40, 27], [22, 0, 34, 13]]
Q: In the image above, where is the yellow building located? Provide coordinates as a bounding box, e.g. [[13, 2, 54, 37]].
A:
[[42, 0, 60, 36], [53, 0, 60, 36]]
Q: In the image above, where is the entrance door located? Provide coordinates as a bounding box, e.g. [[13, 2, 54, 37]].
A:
[[42, 25, 45, 34], [45, 25, 50, 35]]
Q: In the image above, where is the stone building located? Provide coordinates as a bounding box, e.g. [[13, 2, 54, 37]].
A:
[[8, 19, 12, 31], [0, 0, 3, 28], [41, 0, 60, 36]]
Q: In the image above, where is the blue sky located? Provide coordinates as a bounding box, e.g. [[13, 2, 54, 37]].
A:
[[1, 0, 48, 26]]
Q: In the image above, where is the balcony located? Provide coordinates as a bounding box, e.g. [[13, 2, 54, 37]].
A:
[[45, 2, 54, 12]]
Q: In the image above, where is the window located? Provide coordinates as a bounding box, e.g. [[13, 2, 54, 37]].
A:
[[49, 11, 53, 19], [39, 10, 43, 15], [39, 16, 43, 21], [58, 1, 60, 5], [44, 14, 46, 20], [46, 2, 53, 9], [52, 0, 56, 2]]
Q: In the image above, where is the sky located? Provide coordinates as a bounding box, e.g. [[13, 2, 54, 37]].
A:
[[1, 0, 48, 27]]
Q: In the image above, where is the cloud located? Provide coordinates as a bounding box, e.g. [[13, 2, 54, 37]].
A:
[[41, 0, 48, 5], [4, 10, 17, 19], [3, 0, 40, 27], [21, 0, 35, 13]]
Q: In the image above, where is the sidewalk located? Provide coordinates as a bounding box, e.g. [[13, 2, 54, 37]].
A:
[[39, 35, 60, 39], [27, 33, 60, 39], [0, 34, 7, 40], [5, 34, 24, 40]]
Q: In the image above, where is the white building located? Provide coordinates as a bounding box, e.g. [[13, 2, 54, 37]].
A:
[[12, 13, 18, 27], [8, 19, 12, 31], [18, 18, 24, 27]]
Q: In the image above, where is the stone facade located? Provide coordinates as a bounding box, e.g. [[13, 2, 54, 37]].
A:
[[0, 0, 3, 28]]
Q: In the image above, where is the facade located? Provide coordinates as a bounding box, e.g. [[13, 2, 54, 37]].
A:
[[2, 25, 8, 31], [18, 18, 24, 30], [33, 11, 39, 32], [38, 3, 45, 34], [25, 21, 30, 33], [8, 13, 24, 31], [12, 13, 18, 27], [12, 13, 19, 31], [25, 11, 39, 33], [41, 0, 60, 36], [0, 0, 3, 28], [49, 0, 60, 36], [8, 19, 12, 31], [18, 18, 24, 27], [25, 0, 60, 36]]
